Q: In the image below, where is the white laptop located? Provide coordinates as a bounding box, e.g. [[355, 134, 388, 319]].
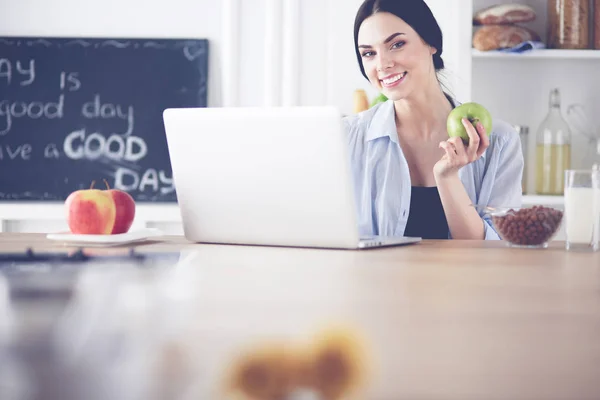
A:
[[162, 106, 421, 250]]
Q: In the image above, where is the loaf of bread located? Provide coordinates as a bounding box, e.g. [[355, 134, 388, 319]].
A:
[[473, 3, 536, 25], [473, 25, 541, 51]]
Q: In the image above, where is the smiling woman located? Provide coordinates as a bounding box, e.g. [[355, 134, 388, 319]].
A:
[[343, 0, 524, 241]]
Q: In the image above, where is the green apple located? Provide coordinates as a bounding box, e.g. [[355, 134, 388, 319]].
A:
[[446, 102, 493, 142], [370, 93, 388, 108]]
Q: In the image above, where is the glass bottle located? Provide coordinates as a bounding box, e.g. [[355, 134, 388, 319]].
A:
[[535, 88, 572, 195], [515, 125, 529, 194], [548, 0, 590, 49], [583, 137, 600, 170]]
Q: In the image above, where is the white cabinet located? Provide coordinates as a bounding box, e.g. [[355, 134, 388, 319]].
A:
[[458, 0, 600, 240], [431, 0, 599, 241], [467, 0, 599, 201]]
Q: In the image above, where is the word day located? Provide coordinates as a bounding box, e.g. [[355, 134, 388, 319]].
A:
[[82, 94, 134, 136], [114, 167, 174, 195], [0, 58, 36, 86]]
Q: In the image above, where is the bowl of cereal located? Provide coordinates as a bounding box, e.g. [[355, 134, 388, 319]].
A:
[[481, 205, 564, 248]]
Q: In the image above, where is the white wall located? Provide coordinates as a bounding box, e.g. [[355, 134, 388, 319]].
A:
[[1, 0, 225, 108], [428, 0, 472, 103], [1, 0, 465, 113]]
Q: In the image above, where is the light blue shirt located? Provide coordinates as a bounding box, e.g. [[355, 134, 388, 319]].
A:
[[342, 99, 524, 240]]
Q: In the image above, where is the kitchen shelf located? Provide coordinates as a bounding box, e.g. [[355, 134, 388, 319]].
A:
[[472, 49, 600, 60]]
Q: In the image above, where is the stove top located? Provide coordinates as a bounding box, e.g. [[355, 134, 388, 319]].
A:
[[0, 247, 145, 264], [0, 248, 180, 300], [0, 247, 179, 267]]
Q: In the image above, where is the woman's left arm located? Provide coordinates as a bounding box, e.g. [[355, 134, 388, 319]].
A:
[[433, 118, 523, 240], [436, 174, 487, 239]]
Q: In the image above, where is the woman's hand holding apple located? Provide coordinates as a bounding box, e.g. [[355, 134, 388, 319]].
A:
[[433, 117, 490, 181]]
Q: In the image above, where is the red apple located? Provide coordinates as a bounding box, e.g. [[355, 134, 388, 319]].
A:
[[65, 181, 116, 234], [105, 181, 136, 234]]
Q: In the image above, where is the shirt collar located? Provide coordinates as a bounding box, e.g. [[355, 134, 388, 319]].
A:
[[365, 100, 398, 144], [365, 96, 488, 160]]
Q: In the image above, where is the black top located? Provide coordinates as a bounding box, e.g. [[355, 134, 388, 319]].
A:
[[403, 186, 449, 239]]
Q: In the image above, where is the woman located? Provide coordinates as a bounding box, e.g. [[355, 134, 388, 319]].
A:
[[345, 0, 523, 240]]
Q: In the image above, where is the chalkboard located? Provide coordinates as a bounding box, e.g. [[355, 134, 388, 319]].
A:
[[0, 36, 208, 202]]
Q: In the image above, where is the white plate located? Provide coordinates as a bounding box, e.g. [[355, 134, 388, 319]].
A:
[[46, 228, 164, 247]]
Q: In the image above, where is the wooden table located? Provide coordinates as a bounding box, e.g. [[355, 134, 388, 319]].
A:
[[0, 233, 599, 400]]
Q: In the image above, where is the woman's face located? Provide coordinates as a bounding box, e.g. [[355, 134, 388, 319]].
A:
[[357, 12, 437, 101]]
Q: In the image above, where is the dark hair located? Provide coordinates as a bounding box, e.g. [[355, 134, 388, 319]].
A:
[[353, 0, 445, 80]]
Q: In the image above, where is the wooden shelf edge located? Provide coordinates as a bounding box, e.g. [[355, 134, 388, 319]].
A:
[[522, 195, 564, 206]]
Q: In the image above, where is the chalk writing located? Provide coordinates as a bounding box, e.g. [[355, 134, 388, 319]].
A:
[[114, 167, 175, 194], [0, 59, 35, 86], [44, 143, 60, 159], [82, 94, 134, 135], [63, 129, 147, 161], [59, 71, 81, 91], [0, 95, 64, 136], [0, 144, 32, 160]]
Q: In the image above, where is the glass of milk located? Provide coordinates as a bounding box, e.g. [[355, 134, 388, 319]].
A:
[[564, 169, 600, 251]]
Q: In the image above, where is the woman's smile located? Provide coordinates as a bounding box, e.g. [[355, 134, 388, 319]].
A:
[[380, 71, 407, 88]]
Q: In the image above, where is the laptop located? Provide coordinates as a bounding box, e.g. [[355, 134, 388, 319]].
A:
[[162, 106, 421, 250]]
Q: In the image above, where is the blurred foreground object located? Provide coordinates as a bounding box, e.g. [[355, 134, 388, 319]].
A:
[[222, 326, 370, 400]]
